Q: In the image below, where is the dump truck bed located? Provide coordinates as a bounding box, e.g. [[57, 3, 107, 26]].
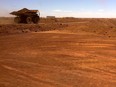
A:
[[10, 8, 38, 16]]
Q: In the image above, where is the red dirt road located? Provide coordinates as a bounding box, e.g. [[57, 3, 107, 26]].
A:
[[0, 30, 116, 87]]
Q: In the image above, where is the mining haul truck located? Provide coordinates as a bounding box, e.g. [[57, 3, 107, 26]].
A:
[[10, 8, 40, 24]]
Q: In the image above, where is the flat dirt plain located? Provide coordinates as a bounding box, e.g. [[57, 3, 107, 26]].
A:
[[0, 18, 116, 87]]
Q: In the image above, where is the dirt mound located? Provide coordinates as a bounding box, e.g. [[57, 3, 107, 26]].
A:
[[0, 23, 68, 35], [1, 18, 116, 37], [61, 18, 116, 37]]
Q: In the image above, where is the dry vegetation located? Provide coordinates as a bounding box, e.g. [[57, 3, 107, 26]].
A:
[[0, 17, 116, 87]]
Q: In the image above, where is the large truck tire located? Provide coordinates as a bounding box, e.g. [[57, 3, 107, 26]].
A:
[[26, 17, 32, 24], [33, 16, 40, 24]]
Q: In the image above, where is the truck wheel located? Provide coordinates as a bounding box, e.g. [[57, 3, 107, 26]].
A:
[[33, 16, 40, 24], [26, 17, 32, 24], [14, 17, 21, 23]]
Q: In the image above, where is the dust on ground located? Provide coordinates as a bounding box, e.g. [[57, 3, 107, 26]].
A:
[[0, 18, 116, 87]]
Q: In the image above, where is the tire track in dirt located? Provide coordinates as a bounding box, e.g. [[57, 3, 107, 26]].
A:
[[0, 31, 116, 87], [1, 64, 71, 87]]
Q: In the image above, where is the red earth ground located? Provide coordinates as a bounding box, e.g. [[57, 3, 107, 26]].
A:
[[0, 18, 116, 87]]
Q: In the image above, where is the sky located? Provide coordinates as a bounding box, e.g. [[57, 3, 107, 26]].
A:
[[0, 0, 116, 18]]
